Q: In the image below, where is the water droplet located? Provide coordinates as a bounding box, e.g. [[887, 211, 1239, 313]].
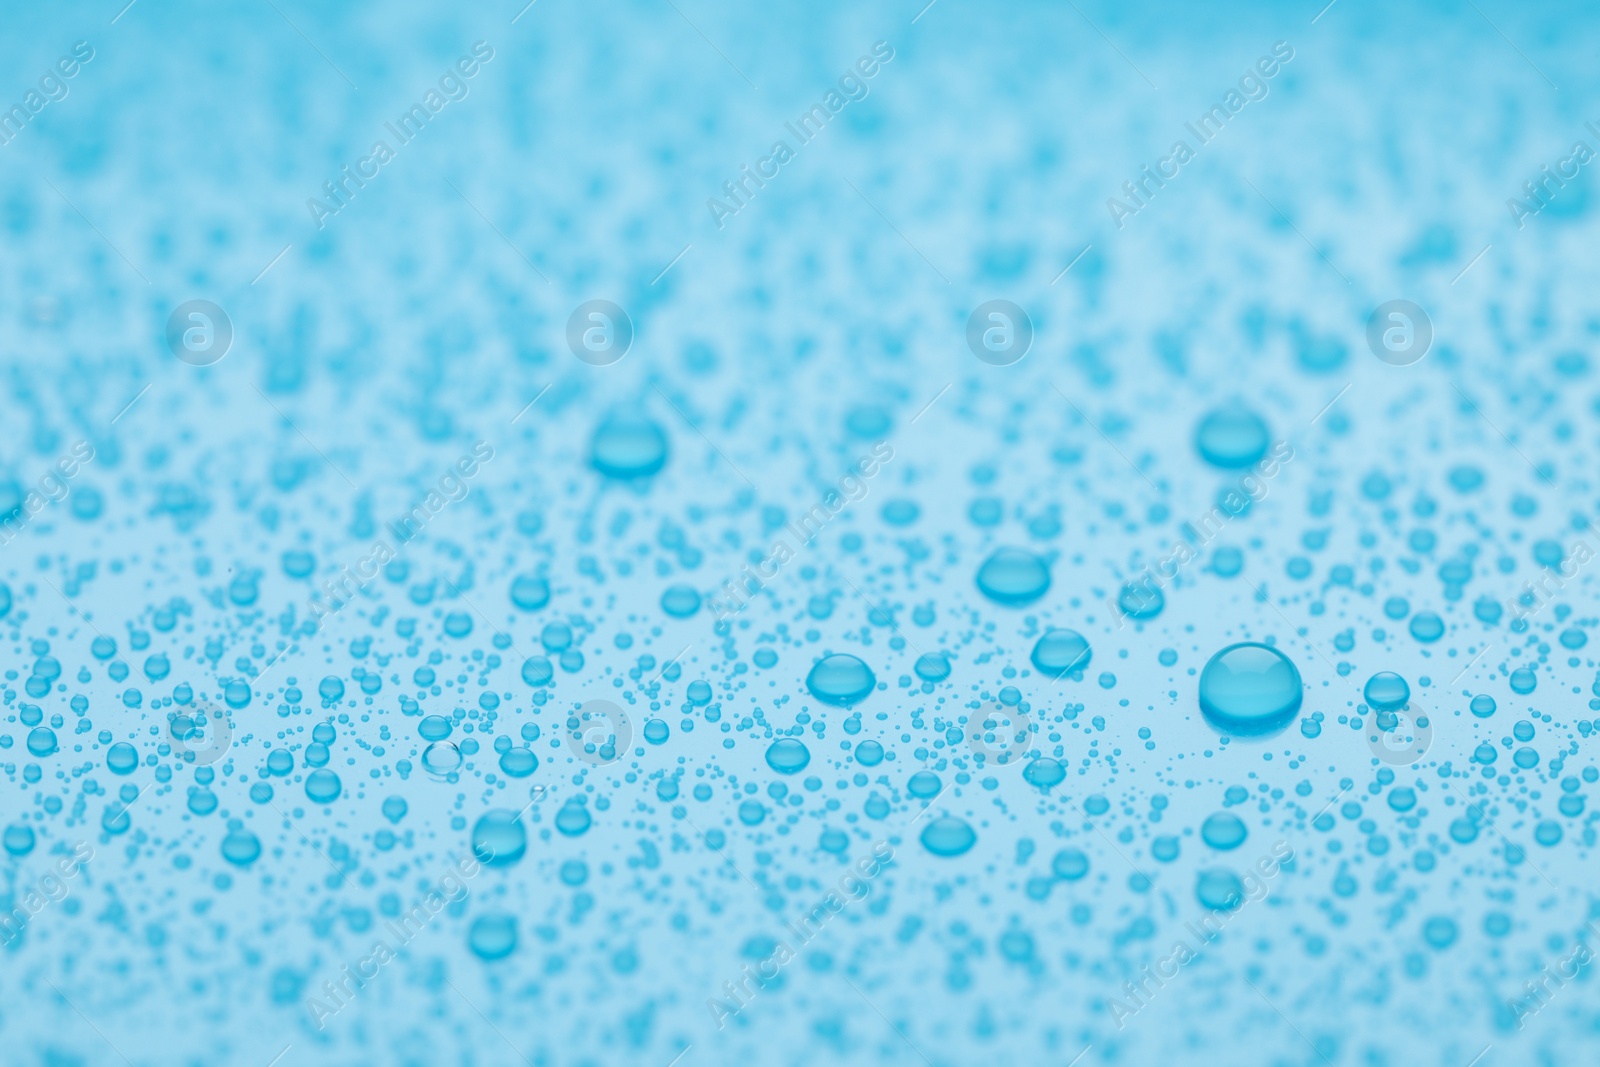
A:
[[26, 727, 57, 757], [221, 828, 261, 866], [468, 913, 518, 960], [1198, 642, 1303, 736], [975, 547, 1050, 606], [3, 823, 36, 856], [920, 815, 976, 857], [1196, 869, 1245, 910], [1195, 406, 1269, 469], [805, 654, 875, 706], [510, 575, 551, 611], [555, 800, 592, 837], [590, 414, 668, 479], [305, 769, 342, 804], [1031, 628, 1091, 677], [472, 810, 527, 867], [1363, 671, 1410, 712], [765, 738, 811, 774], [1117, 581, 1164, 621], [1022, 757, 1065, 788], [1051, 848, 1089, 880], [660, 584, 701, 618], [913, 652, 951, 682], [1201, 812, 1247, 850], [423, 740, 463, 777]]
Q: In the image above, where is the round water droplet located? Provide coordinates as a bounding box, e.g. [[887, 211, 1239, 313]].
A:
[[1117, 581, 1163, 621], [555, 801, 592, 837], [1198, 642, 1303, 736], [26, 727, 57, 757], [1201, 812, 1248, 850], [1422, 916, 1458, 950], [913, 652, 951, 682], [590, 414, 668, 479], [1031, 628, 1090, 677], [1195, 406, 1269, 469], [1196, 869, 1245, 910], [3, 823, 36, 856], [765, 737, 811, 774], [468, 913, 518, 960], [1022, 757, 1065, 788], [107, 743, 138, 775], [521, 656, 554, 686], [1364, 671, 1410, 712], [1051, 848, 1089, 880], [805, 654, 876, 706], [305, 769, 342, 804], [920, 816, 977, 857], [499, 747, 537, 777], [422, 740, 463, 777], [510, 575, 551, 611], [221, 828, 261, 866], [660, 584, 701, 618], [472, 810, 527, 867], [976, 547, 1050, 606]]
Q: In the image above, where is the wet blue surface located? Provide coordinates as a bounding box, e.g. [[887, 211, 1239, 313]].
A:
[[2, 1, 1599, 1064]]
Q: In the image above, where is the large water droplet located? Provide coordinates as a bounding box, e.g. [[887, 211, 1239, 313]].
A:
[[305, 769, 342, 804], [975, 547, 1050, 606], [765, 737, 811, 774], [3, 823, 36, 856], [221, 828, 261, 866], [1031, 628, 1090, 677], [1022, 757, 1065, 788], [1364, 671, 1410, 711], [920, 815, 977, 857], [510, 575, 551, 611], [805, 654, 875, 706], [1196, 869, 1245, 910], [468, 913, 518, 960], [1117, 581, 1163, 621], [1195, 406, 1269, 469], [423, 740, 463, 777], [1200, 812, 1247, 850], [590, 414, 668, 479], [1198, 642, 1302, 736], [472, 810, 527, 867], [660, 584, 701, 618]]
